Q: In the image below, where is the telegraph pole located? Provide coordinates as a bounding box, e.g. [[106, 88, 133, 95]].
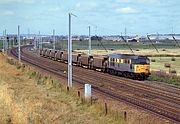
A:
[[88, 26, 91, 55], [53, 29, 55, 50], [68, 13, 72, 87], [18, 25, 21, 63]]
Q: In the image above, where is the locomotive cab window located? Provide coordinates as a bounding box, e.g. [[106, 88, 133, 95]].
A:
[[134, 58, 150, 64]]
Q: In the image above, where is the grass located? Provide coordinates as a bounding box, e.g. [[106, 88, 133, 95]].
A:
[[74, 48, 180, 56], [149, 71, 180, 86], [43, 40, 180, 50], [0, 53, 126, 124]]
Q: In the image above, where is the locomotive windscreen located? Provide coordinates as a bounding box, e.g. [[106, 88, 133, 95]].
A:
[[134, 58, 150, 64]]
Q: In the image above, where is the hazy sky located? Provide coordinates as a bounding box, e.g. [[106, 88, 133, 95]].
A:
[[0, 0, 179, 36]]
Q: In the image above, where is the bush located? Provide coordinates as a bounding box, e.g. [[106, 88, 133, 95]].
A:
[[162, 49, 166, 51]]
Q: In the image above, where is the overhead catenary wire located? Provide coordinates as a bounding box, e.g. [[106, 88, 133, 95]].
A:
[[70, 14, 139, 54]]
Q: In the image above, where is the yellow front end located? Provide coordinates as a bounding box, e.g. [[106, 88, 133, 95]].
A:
[[134, 64, 150, 74]]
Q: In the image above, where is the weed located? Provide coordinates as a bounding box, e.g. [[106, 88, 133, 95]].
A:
[[149, 71, 180, 86]]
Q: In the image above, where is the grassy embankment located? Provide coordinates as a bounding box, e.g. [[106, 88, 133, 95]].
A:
[[0, 53, 126, 124]]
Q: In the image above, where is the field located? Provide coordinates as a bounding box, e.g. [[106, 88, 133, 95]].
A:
[[74, 48, 180, 56], [43, 40, 180, 50], [150, 57, 180, 75], [0, 53, 125, 124]]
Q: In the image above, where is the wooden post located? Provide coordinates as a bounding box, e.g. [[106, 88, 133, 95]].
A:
[[77, 91, 81, 98], [66, 86, 69, 94], [90, 97, 92, 105], [124, 111, 127, 121], [105, 103, 107, 115]]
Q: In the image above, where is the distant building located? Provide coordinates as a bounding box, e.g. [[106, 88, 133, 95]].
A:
[[127, 38, 139, 42]]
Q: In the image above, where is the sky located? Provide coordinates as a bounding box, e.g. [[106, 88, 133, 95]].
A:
[[0, 0, 180, 36]]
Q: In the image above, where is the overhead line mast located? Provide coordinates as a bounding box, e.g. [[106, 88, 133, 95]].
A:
[[68, 13, 77, 87], [147, 35, 159, 53], [18, 25, 21, 63], [88, 26, 91, 55], [53, 29, 56, 50], [172, 35, 180, 48], [121, 36, 134, 54]]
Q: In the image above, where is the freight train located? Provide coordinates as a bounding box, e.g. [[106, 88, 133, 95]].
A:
[[39, 48, 150, 80]]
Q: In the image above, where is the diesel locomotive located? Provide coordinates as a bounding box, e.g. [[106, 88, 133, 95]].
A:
[[39, 48, 150, 80]]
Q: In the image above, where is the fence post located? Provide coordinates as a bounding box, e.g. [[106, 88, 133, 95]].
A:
[[124, 111, 127, 121], [77, 91, 81, 98], [105, 103, 108, 115], [66, 86, 69, 94]]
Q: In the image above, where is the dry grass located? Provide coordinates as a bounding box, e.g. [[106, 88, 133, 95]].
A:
[[0, 53, 125, 124], [150, 57, 180, 76]]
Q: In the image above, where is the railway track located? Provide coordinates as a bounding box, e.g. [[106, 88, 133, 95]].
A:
[[10, 46, 180, 123]]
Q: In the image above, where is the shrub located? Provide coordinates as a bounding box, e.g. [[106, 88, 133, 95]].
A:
[[162, 49, 166, 51]]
